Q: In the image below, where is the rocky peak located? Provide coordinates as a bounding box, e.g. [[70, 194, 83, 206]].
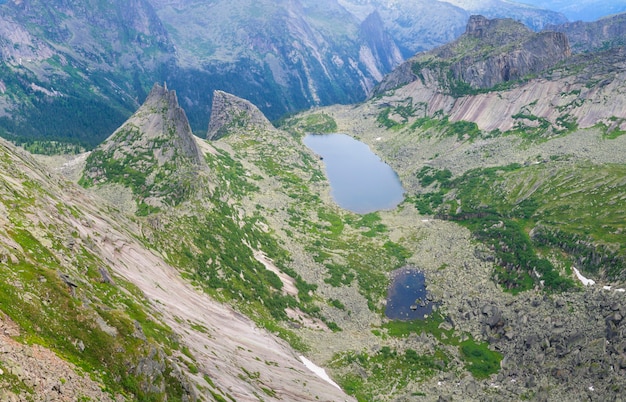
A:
[[358, 10, 403, 82], [136, 82, 204, 165], [465, 15, 528, 41], [206, 90, 275, 140], [80, 83, 208, 210], [466, 14, 495, 38], [548, 12, 626, 53], [375, 15, 571, 95]]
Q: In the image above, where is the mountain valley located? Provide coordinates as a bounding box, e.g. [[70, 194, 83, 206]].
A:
[[0, 4, 625, 402]]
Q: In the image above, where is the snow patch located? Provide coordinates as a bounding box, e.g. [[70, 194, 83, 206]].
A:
[[573, 267, 595, 286], [299, 356, 342, 390]]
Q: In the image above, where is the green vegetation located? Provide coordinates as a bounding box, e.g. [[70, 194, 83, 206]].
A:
[[17, 140, 86, 155], [377, 101, 416, 129], [507, 107, 580, 142], [382, 313, 502, 377], [410, 114, 483, 141], [460, 340, 503, 379], [410, 161, 626, 288], [79, 127, 202, 212], [335, 312, 502, 400], [597, 117, 626, 139], [332, 346, 450, 402], [0, 222, 187, 400], [0, 62, 135, 150], [277, 112, 338, 134], [300, 113, 338, 133]]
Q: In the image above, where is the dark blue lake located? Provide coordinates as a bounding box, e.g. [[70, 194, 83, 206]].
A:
[[303, 134, 404, 214], [385, 269, 435, 320]]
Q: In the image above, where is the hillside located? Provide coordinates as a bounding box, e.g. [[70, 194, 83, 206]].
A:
[[1, 11, 626, 402], [0, 0, 568, 148], [279, 15, 626, 400], [0, 89, 355, 401]]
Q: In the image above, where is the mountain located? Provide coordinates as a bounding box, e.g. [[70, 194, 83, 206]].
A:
[[520, 0, 626, 22], [2, 11, 626, 402], [548, 12, 626, 53], [207, 90, 277, 140], [150, 0, 404, 124], [0, 86, 355, 401], [0, 0, 569, 149], [374, 14, 626, 137], [80, 83, 208, 213], [337, 0, 567, 57], [0, 0, 173, 148], [375, 15, 571, 95]]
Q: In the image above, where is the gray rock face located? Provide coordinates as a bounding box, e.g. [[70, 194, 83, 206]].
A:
[[137, 83, 205, 165], [207, 90, 276, 140], [549, 12, 626, 53], [81, 83, 208, 207], [375, 15, 571, 94]]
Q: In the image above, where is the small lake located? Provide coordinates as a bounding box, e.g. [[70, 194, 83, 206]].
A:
[[303, 134, 404, 214], [385, 268, 435, 320]]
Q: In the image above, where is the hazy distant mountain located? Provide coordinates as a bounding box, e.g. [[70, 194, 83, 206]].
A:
[[0, 0, 403, 145], [518, 0, 626, 22], [150, 0, 404, 124], [0, 0, 618, 149], [338, 0, 567, 57]]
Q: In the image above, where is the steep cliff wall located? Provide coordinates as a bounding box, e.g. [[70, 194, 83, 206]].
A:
[[375, 15, 571, 94]]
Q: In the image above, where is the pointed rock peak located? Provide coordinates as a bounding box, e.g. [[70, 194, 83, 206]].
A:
[[80, 83, 208, 211], [465, 15, 530, 41], [207, 90, 275, 140], [92, 82, 204, 166]]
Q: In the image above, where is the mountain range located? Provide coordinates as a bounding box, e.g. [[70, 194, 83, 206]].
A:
[[0, 3, 626, 402], [0, 0, 576, 149]]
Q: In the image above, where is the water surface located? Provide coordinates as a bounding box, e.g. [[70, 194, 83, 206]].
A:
[[303, 133, 404, 214], [385, 269, 435, 320]]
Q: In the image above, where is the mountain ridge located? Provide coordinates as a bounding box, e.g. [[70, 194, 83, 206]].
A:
[[80, 83, 209, 213], [0, 0, 573, 147], [1, 8, 626, 402]]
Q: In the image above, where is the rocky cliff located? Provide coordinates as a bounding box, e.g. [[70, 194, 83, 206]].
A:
[[549, 12, 626, 52], [376, 15, 571, 94], [149, 0, 405, 124], [81, 83, 208, 211], [371, 16, 626, 136], [207, 90, 277, 140], [358, 11, 404, 83]]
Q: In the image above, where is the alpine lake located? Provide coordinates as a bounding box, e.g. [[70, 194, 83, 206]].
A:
[[303, 133, 434, 320]]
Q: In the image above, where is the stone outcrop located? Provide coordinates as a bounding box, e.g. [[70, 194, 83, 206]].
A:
[[357, 11, 404, 84], [207, 90, 276, 140], [450, 16, 570, 89], [375, 15, 571, 95], [367, 15, 626, 136], [81, 83, 209, 208], [549, 12, 626, 53]]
